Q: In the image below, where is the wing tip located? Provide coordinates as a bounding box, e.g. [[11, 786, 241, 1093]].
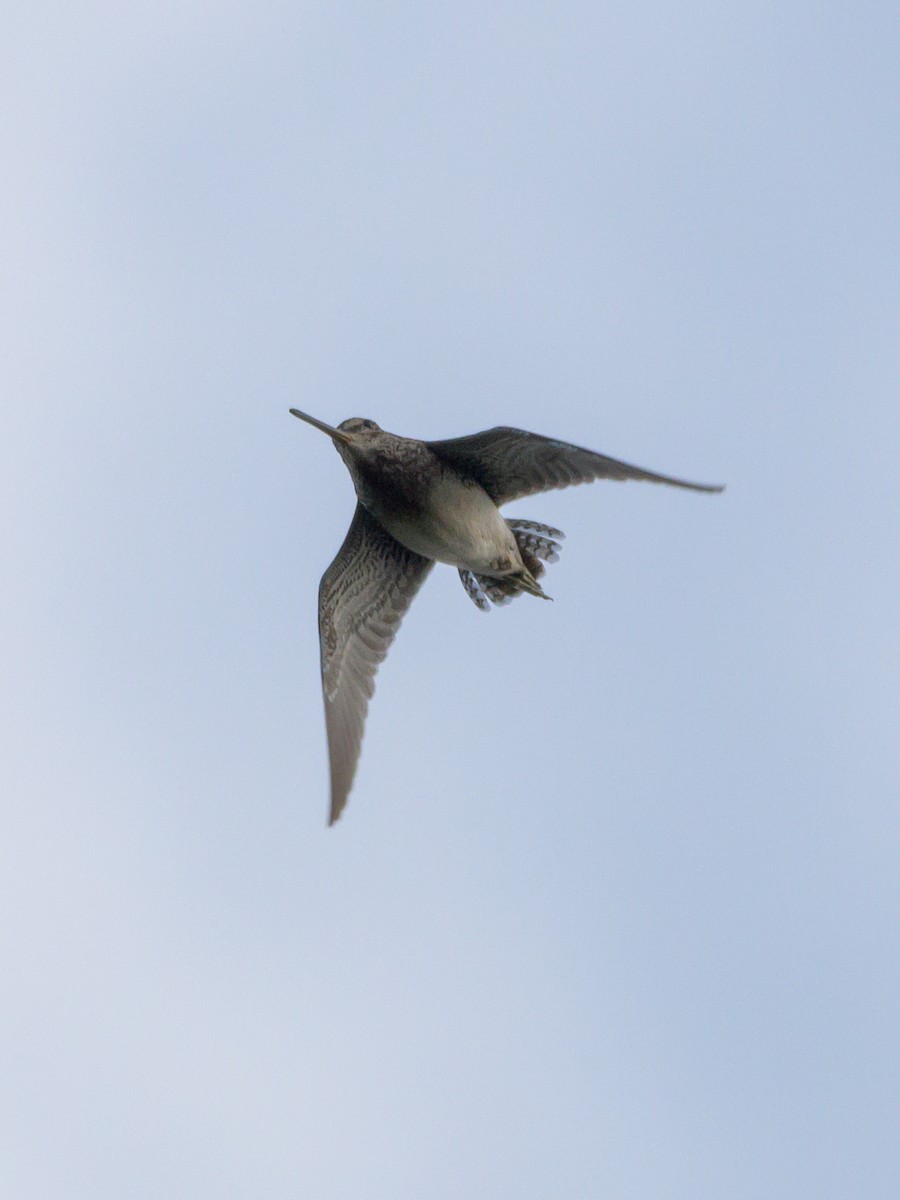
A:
[[651, 475, 726, 494], [327, 799, 346, 826]]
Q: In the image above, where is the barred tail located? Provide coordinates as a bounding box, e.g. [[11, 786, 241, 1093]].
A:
[[458, 520, 565, 610]]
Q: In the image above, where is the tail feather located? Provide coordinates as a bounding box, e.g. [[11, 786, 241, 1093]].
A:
[[458, 519, 565, 610], [458, 569, 491, 611], [506, 519, 565, 563]]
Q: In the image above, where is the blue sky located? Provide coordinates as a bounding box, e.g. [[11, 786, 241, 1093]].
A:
[[2, 3, 898, 1196]]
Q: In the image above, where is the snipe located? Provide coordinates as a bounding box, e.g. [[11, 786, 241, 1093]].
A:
[[290, 409, 723, 824]]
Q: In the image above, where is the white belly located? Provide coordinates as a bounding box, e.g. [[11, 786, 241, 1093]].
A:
[[379, 477, 520, 574]]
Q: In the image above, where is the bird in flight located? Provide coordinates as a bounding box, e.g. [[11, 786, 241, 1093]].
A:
[[290, 409, 723, 824]]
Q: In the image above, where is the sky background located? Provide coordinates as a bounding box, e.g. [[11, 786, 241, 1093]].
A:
[[2, 2, 898, 1197]]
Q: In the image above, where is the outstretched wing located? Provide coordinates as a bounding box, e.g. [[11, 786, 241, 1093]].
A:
[[318, 504, 432, 824], [426, 427, 724, 504]]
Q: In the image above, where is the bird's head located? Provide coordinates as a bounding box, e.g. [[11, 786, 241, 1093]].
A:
[[289, 409, 386, 467], [335, 417, 382, 437]]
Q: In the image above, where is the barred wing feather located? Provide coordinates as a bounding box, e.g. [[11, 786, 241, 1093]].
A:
[[318, 504, 432, 823], [427, 427, 724, 504]]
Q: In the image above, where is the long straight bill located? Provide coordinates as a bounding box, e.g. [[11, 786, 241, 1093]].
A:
[[289, 409, 353, 444]]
